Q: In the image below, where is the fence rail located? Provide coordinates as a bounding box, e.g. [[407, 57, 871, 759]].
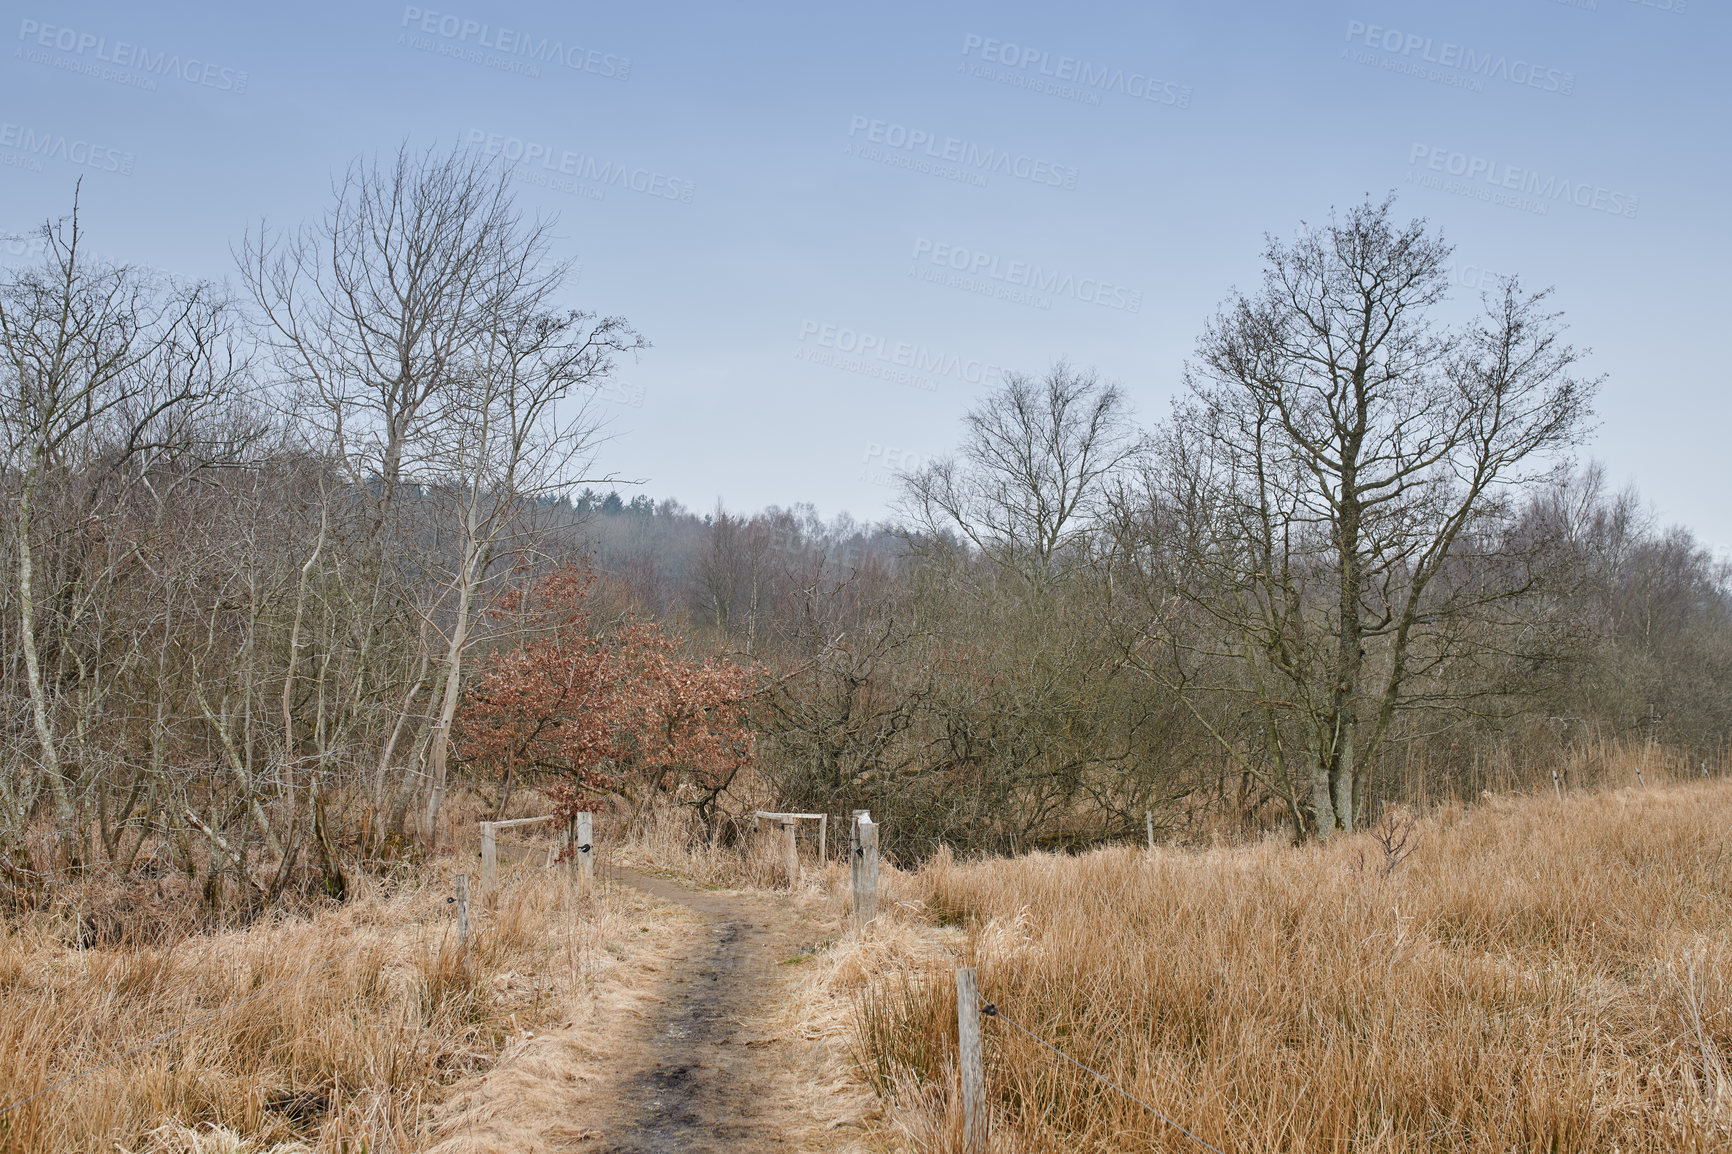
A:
[[753, 810, 827, 887], [479, 815, 561, 894]]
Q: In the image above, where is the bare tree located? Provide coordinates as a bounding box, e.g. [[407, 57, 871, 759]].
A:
[[417, 301, 644, 842], [239, 145, 558, 511], [900, 363, 1140, 588], [0, 194, 244, 867], [241, 144, 643, 847], [1129, 197, 1596, 836]]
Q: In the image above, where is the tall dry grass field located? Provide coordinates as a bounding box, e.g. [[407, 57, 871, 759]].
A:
[[0, 860, 631, 1154], [854, 782, 1732, 1152]]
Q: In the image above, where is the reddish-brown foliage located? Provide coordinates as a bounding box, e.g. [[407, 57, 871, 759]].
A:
[[456, 564, 756, 823]]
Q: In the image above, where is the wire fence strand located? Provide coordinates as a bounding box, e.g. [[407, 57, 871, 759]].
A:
[[981, 998, 1229, 1154]]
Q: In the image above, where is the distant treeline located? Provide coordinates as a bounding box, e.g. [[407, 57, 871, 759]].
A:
[[2, 153, 1725, 908]]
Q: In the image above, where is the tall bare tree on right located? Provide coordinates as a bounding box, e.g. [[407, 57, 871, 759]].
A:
[[1125, 197, 1596, 837]]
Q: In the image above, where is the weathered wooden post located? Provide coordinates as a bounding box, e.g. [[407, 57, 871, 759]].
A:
[[564, 814, 576, 880], [454, 873, 471, 946], [956, 966, 985, 1152], [853, 812, 879, 930], [819, 813, 828, 864], [849, 808, 866, 889], [781, 815, 798, 889], [1145, 810, 1155, 852], [575, 810, 595, 897], [480, 822, 498, 895]]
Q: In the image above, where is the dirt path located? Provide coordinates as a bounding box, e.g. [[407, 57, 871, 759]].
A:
[[426, 866, 867, 1154], [580, 867, 857, 1153]]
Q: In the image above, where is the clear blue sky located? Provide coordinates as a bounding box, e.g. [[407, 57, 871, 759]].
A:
[[5, 0, 1727, 545]]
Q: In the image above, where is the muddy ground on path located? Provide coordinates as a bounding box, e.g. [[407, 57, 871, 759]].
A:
[[427, 867, 872, 1154], [586, 868, 859, 1153]]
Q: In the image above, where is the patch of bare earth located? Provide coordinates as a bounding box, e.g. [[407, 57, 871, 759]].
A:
[[428, 867, 873, 1153]]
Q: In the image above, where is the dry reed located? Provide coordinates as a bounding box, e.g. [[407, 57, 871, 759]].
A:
[[0, 857, 631, 1154], [850, 781, 1732, 1152]]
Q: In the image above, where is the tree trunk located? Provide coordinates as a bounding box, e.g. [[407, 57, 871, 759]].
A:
[[1352, 760, 1372, 833], [1328, 472, 1366, 835], [310, 781, 347, 900], [15, 469, 80, 865], [1330, 725, 1356, 835], [422, 526, 482, 848], [1309, 753, 1336, 834], [373, 644, 431, 808], [281, 512, 328, 764]]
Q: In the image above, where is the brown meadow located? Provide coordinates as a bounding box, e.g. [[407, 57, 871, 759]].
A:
[[5, 778, 1731, 1152], [0, 852, 643, 1154], [849, 781, 1732, 1152]]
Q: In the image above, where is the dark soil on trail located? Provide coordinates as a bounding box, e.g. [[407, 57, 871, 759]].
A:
[[585, 868, 843, 1153]]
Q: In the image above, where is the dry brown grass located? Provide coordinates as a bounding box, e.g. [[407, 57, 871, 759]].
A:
[[13, 773, 1726, 1153], [0, 855, 649, 1154], [606, 799, 828, 891], [846, 781, 1732, 1152]]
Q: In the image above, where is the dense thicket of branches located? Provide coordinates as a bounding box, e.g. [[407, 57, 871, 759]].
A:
[[2, 180, 1726, 906]]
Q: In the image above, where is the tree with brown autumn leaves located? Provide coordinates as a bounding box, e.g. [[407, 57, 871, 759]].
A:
[[456, 564, 757, 830]]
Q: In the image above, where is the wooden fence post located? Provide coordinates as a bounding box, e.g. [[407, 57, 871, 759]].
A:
[[854, 813, 879, 930], [956, 966, 985, 1152], [575, 811, 595, 897], [564, 815, 576, 882], [819, 813, 828, 864], [454, 873, 470, 946], [1145, 810, 1155, 852], [849, 810, 863, 910], [781, 815, 798, 889], [480, 823, 497, 895]]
